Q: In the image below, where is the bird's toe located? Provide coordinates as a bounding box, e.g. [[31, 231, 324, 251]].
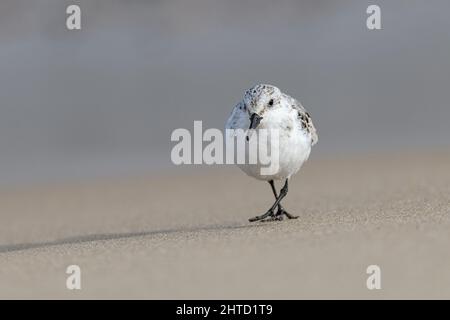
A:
[[249, 210, 275, 223], [278, 209, 298, 220]]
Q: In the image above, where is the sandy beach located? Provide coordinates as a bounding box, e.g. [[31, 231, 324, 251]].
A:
[[0, 151, 449, 299]]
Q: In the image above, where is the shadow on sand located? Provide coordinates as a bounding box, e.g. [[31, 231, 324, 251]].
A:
[[0, 223, 262, 254]]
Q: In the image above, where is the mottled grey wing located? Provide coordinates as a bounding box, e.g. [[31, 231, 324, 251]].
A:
[[283, 93, 318, 146]]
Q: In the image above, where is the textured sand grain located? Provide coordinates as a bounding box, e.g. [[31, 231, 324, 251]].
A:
[[1, 152, 450, 299]]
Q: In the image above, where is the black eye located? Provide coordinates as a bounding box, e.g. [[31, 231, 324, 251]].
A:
[[268, 99, 274, 107]]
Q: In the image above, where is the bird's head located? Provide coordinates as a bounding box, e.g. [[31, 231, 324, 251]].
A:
[[243, 84, 282, 130]]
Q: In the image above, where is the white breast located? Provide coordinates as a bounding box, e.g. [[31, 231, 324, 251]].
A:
[[225, 102, 312, 181]]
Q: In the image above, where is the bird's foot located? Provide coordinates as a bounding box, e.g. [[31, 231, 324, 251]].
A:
[[260, 209, 298, 222], [248, 207, 298, 223], [249, 210, 286, 223], [261, 214, 284, 222], [249, 210, 275, 223], [277, 208, 299, 220]]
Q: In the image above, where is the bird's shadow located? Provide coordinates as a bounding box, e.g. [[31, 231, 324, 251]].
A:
[[0, 223, 260, 254]]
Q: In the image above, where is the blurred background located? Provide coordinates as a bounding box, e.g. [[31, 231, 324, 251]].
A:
[[1, 0, 450, 187]]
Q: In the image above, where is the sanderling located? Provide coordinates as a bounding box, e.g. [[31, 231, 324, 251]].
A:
[[225, 84, 318, 222]]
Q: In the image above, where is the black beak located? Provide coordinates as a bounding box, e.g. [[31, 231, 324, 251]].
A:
[[246, 113, 263, 141], [248, 113, 263, 130]]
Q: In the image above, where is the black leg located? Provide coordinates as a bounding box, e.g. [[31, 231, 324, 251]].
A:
[[268, 180, 284, 214], [249, 179, 290, 222], [268, 180, 277, 198], [266, 180, 298, 220]]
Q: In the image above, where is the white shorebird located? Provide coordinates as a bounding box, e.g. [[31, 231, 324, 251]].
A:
[[225, 84, 318, 222]]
